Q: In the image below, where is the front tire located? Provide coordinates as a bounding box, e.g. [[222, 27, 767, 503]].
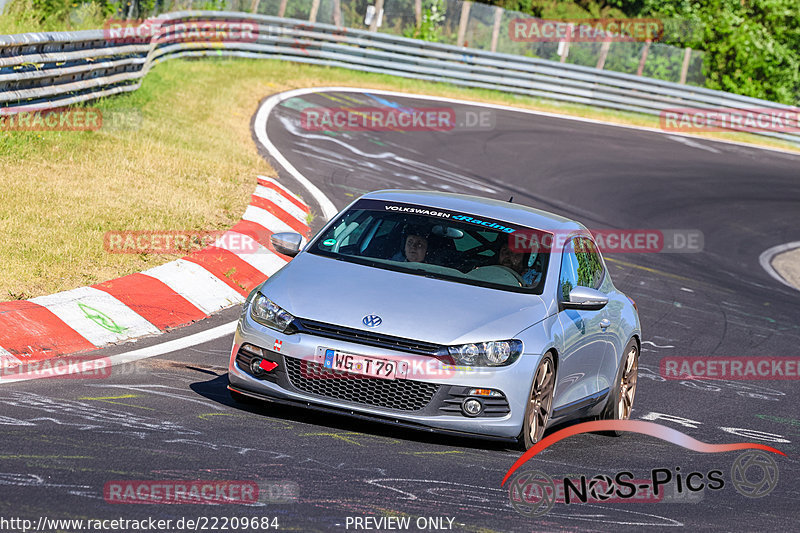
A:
[[601, 339, 639, 435], [518, 352, 555, 450]]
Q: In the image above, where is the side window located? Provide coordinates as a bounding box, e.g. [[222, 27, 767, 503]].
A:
[[575, 237, 605, 289], [559, 240, 580, 301]]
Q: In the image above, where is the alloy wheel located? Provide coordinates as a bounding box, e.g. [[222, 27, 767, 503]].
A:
[[616, 345, 638, 420], [528, 357, 555, 443]]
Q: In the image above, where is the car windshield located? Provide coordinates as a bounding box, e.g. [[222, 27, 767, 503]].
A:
[[308, 199, 552, 293]]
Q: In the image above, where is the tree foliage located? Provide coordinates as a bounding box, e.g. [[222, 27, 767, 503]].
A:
[[483, 0, 798, 105], [586, 0, 798, 104]]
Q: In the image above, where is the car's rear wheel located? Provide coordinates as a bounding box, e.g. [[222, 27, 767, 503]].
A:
[[519, 352, 555, 450], [601, 339, 639, 435]]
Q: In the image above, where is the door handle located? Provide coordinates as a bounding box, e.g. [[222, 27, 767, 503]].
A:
[[600, 318, 611, 330]]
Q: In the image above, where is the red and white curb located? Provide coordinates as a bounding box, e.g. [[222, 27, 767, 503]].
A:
[[0, 176, 310, 369]]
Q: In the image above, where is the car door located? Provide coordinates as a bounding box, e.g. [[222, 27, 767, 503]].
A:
[[553, 236, 611, 409], [586, 240, 627, 393]]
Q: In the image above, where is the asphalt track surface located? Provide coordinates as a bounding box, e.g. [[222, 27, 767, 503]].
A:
[[2, 89, 799, 532]]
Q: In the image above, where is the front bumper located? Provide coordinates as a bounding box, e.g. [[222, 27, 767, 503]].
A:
[[228, 311, 541, 439]]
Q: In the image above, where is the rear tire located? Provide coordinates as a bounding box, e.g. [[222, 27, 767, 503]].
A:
[[518, 353, 555, 450], [600, 339, 639, 436]]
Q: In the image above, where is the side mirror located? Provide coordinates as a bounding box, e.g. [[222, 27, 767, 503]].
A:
[[271, 232, 303, 257], [562, 286, 608, 311]]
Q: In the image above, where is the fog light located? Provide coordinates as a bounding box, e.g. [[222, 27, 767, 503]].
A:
[[250, 358, 278, 375], [462, 398, 483, 416], [250, 358, 265, 375]]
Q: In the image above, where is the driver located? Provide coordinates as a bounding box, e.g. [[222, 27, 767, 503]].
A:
[[498, 242, 542, 287], [392, 224, 430, 263]]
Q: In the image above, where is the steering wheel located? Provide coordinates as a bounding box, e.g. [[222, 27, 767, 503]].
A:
[[469, 265, 525, 287]]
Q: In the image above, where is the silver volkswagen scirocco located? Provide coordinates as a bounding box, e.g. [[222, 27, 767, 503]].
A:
[[228, 190, 641, 449]]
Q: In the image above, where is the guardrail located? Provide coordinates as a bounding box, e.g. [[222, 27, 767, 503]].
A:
[[1, 10, 798, 145]]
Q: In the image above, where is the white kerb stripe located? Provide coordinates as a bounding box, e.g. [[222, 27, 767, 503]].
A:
[[0, 346, 22, 368], [214, 231, 288, 276], [257, 175, 306, 204], [254, 184, 308, 224], [242, 205, 296, 235], [141, 259, 244, 314], [30, 286, 160, 347]]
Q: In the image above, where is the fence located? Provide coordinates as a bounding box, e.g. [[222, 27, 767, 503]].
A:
[[0, 10, 798, 145], [94, 0, 708, 86], [256, 0, 707, 86]]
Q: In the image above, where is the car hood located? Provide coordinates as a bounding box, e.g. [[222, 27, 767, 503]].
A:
[[260, 252, 550, 346]]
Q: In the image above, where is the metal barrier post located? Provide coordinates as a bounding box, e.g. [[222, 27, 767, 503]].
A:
[[457, 1, 471, 47], [637, 40, 651, 76], [490, 6, 502, 53], [679, 47, 692, 84]]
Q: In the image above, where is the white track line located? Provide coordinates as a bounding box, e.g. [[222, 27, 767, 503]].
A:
[[759, 241, 800, 292], [262, 86, 800, 157], [0, 347, 21, 368], [1, 320, 238, 384], [254, 90, 340, 219]]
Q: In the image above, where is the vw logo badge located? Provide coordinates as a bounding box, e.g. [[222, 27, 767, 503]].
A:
[[362, 314, 382, 328]]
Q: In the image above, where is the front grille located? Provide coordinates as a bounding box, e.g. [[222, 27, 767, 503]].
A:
[[290, 318, 446, 357], [283, 356, 439, 411]]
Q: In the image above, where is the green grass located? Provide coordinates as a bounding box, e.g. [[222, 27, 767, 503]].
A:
[[0, 0, 109, 35], [1, 57, 797, 299]]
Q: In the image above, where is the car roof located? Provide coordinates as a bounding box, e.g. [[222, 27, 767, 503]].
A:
[[359, 189, 585, 232]]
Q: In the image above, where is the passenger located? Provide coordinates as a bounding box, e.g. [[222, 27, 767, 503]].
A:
[[392, 224, 430, 263], [497, 242, 541, 286]]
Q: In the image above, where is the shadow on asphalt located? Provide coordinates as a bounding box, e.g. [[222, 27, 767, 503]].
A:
[[189, 373, 520, 452]]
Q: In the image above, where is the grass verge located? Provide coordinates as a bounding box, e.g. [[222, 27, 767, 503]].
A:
[[1, 57, 797, 299]]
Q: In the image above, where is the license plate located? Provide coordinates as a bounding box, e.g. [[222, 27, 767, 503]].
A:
[[318, 348, 399, 380]]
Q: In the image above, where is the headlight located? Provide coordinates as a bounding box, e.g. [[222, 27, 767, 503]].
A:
[[250, 293, 295, 333], [447, 340, 522, 367]]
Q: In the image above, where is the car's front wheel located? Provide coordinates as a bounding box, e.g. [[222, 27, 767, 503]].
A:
[[601, 338, 639, 435], [519, 352, 555, 450]]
